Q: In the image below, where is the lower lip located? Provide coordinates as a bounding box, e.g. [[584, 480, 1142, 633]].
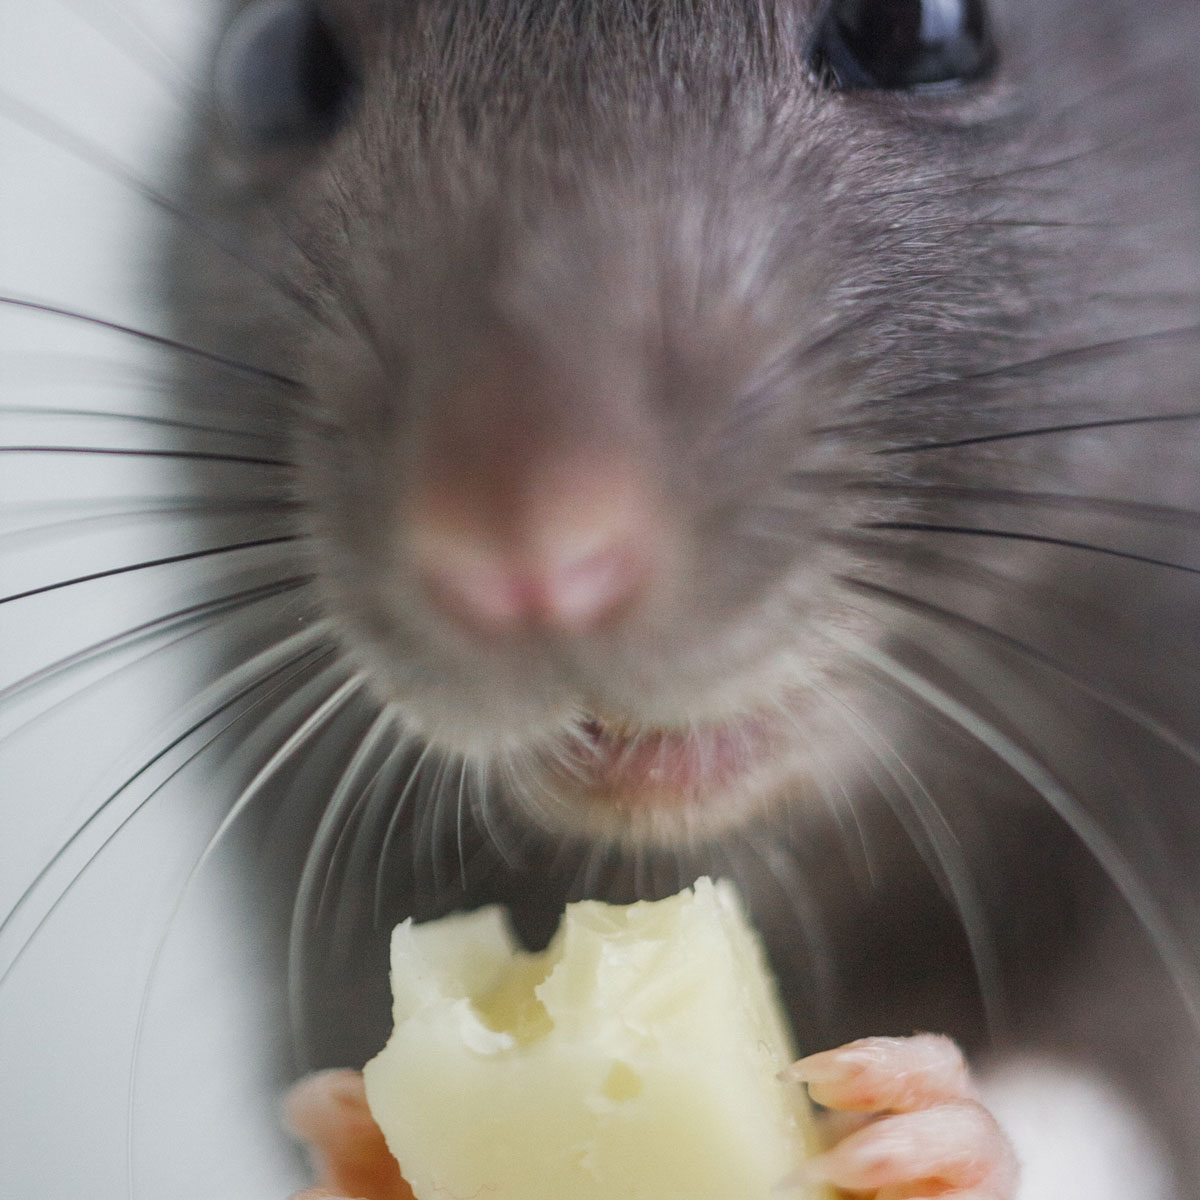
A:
[[556, 713, 781, 809]]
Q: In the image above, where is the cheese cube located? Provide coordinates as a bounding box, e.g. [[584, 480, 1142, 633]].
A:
[[363, 878, 832, 1200]]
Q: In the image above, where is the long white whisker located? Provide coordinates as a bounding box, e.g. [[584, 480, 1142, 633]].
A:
[[314, 711, 406, 926], [471, 753, 520, 870], [0, 620, 336, 979], [834, 630, 1200, 1032], [373, 739, 438, 926], [288, 707, 403, 1066], [820, 684, 1008, 1039], [844, 573, 1200, 776], [127, 668, 365, 1198], [736, 829, 839, 1020], [416, 750, 457, 903], [455, 757, 470, 891]]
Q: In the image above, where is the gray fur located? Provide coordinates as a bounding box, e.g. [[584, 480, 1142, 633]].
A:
[[167, 0, 1200, 1192]]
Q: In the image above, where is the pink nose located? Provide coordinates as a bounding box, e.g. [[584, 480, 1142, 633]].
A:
[[410, 455, 658, 637]]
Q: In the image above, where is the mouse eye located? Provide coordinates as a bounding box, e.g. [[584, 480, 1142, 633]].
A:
[[216, 0, 358, 145], [808, 0, 996, 91]]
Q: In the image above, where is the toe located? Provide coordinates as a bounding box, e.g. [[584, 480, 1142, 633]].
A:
[[783, 1035, 973, 1113], [802, 1101, 1015, 1194]]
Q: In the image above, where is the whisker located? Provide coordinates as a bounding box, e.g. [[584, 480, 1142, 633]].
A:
[[879, 408, 1200, 455], [0, 445, 292, 468], [0, 403, 282, 443], [455, 758, 472, 891], [764, 692, 878, 895], [128, 669, 366, 1190], [420, 752, 459, 903], [470, 754, 521, 871], [0, 497, 297, 549], [832, 631, 1200, 1031], [842, 480, 1200, 527], [818, 686, 1008, 1040], [840, 574, 1200, 776], [858, 521, 1200, 576], [0, 295, 302, 390], [0, 577, 312, 743], [313, 711, 409, 930], [734, 829, 840, 1022], [51, 0, 194, 97], [342, 720, 424, 911], [374, 740, 438, 926], [289, 708, 406, 1065], [810, 322, 1200, 442], [925, 322, 1200, 388], [1, 534, 304, 607], [0, 89, 324, 323], [0, 626, 339, 979]]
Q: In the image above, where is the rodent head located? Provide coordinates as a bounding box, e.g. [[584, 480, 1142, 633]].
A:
[[189, 0, 1199, 844]]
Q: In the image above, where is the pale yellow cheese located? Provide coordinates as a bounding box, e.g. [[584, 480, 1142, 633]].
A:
[[363, 878, 832, 1200]]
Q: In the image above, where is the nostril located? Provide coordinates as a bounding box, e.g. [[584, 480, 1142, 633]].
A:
[[536, 537, 650, 632], [417, 546, 529, 636], [409, 460, 660, 638]]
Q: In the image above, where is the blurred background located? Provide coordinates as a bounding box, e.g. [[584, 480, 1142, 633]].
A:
[[0, 4, 317, 1194]]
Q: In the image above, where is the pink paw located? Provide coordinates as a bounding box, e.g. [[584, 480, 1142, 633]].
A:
[[783, 1035, 1018, 1200], [283, 1069, 413, 1200]]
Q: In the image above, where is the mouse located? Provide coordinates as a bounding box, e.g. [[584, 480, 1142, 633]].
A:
[[104, 0, 1200, 1194]]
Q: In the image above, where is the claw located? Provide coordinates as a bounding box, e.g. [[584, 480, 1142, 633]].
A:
[[783, 1035, 1017, 1200], [783, 1035, 973, 1112], [803, 1102, 1008, 1192]]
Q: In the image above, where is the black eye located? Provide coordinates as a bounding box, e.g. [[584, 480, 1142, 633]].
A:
[[808, 0, 997, 91], [216, 0, 358, 145]]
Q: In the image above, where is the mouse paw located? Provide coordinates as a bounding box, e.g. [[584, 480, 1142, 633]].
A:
[[284, 1069, 413, 1200], [783, 1035, 1018, 1199]]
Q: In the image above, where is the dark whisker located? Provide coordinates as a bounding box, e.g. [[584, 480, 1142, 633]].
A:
[[839, 574, 1200, 773], [0, 574, 311, 711], [0, 296, 302, 390], [966, 217, 1109, 230], [856, 143, 1107, 204], [809, 323, 1200, 443], [0, 89, 323, 323], [879, 409, 1200, 455], [0, 404, 282, 443], [0, 637, 339, 979], [844, 480, 1200, 527], [859, 521, 1200, 576], [894, 321, 1200, 399], [0, 446, 292, 468], [1, 497, 297, 548], [1, 534, 304, 607], [832, 632, 1200, 1030], [133, 669, 365, 1110]]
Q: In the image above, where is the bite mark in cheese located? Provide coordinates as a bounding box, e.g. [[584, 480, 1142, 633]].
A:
[[363, 878, 832, 1200]]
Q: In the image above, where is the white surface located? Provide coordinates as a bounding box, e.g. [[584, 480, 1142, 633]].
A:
[[984, 1059, 1175, 1200], [1, 4, 307, 1196]]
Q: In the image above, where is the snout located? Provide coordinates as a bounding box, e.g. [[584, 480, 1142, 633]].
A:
[[406, 339, 670, 639], [295, 125, 874, 834]]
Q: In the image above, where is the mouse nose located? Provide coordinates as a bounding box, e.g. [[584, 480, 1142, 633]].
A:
[[409, 452, 661, 638]]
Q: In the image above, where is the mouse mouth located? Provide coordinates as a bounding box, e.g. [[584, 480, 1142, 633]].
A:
[[538, 706, 792, 821]]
